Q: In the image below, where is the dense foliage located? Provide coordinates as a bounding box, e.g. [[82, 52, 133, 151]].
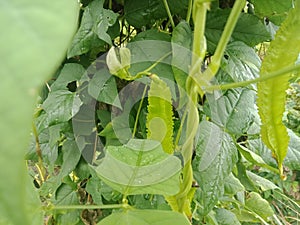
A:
[[1, 0, 300, 225]]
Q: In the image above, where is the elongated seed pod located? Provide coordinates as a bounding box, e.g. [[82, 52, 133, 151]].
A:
[[257, 0, 300, 178], [146, 74, 174, 154]]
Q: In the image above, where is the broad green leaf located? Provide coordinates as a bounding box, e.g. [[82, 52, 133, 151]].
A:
[[236, 161, 258, 192], [51, 63, 86, 91], [39, 139, 81, 197], [54, 183, 81, 225], [245, 192, 274, 221], [232, 208, 260, 223], [54, 183, 79, 206], [246, 171, 279, 191], [215, 208, 241, 225], [97, 209, 191, 225], [0, 1, 79, 224], [206, 10, 270, 53], [42, 90, 82, 125], [284, 129, 300, 170], [221, 41, 261, 83], [127, 39, 176, 97], [88, 68, 121, 108], [147, 76, 174, 154], [237, 144, 278, 173], [224, 173, 245, 195], [124, 0, 189, 28], [128, 39, 172, 80], [248, 0, 293, 25], [205, 88, 256, 135], [94, 139, 181, 195], [133, 29, 171, 42], [68, 0, 118, 58], [192, 121, 238, 215], [257, 0, 300, 176], [248, 129, 300, 170], [99, 100, 136, 145], [86, 174, 104, 205]]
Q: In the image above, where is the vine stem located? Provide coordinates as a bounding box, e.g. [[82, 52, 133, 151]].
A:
[[162, 0, 175, 28], [197, 0, 246, 86], [46, 204, 127, 211], [32, 122, 46, 183], [186, 0, 193, 23], [135, 52, 171, 78], [166, 0, 210, 218], [132, 85, 148, 138], [203, 63, 300, 92]]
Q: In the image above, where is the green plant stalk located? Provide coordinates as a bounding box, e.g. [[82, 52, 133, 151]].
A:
[[197, 0, 246, 87], [46, 203, 127, 211], [171, 0, 246, 218], [135, 52, 171, 78], [132, 85, 148, 138], [162, 0, 175, 28], [32, 122, 46, 183], [205, 63, 300, 92], [191, 0, 209, 69], [165, 0, 209, 218], [186, 0, 193, 23]]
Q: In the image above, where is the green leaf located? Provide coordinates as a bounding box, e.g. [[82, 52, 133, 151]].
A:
[[236, 161, 258, 192], [127, 38, 176, 97], [206, 10, 270, 53], [245, 192, 274, 221], [237, 144, 278, 173], [193, 121, 238, 215], [247, 129, 300, 170], [124, 0, 189, 28], [205, 88, 256, 135], [284, 129, 300, 170], [222, 41, 261, 83], [86, 174, 104, 205], [232, 208, 260, 223], [246, 171, 279, 191], [224, 173, 245, 195], [42, 90, 82, 125], [215, 208, 241, 225], [94, 139, 181, 195], [88, 68, 121, 108], [97, 209, 191, 225], [51, 63, 86, 91], [0, 0, 79, 224], [68, 0, 118, 57], [133, 29, 171, 42], [129, 38, 172, 80], [248, 0, 293, 25], [147, 76, 174, 154], [257, 0, 300, 176], [53, 183, 81, 225], [39, 139, 81, 197]]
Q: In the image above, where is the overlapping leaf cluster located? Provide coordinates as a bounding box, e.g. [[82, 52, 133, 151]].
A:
[[2, 0, 300, 224]]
